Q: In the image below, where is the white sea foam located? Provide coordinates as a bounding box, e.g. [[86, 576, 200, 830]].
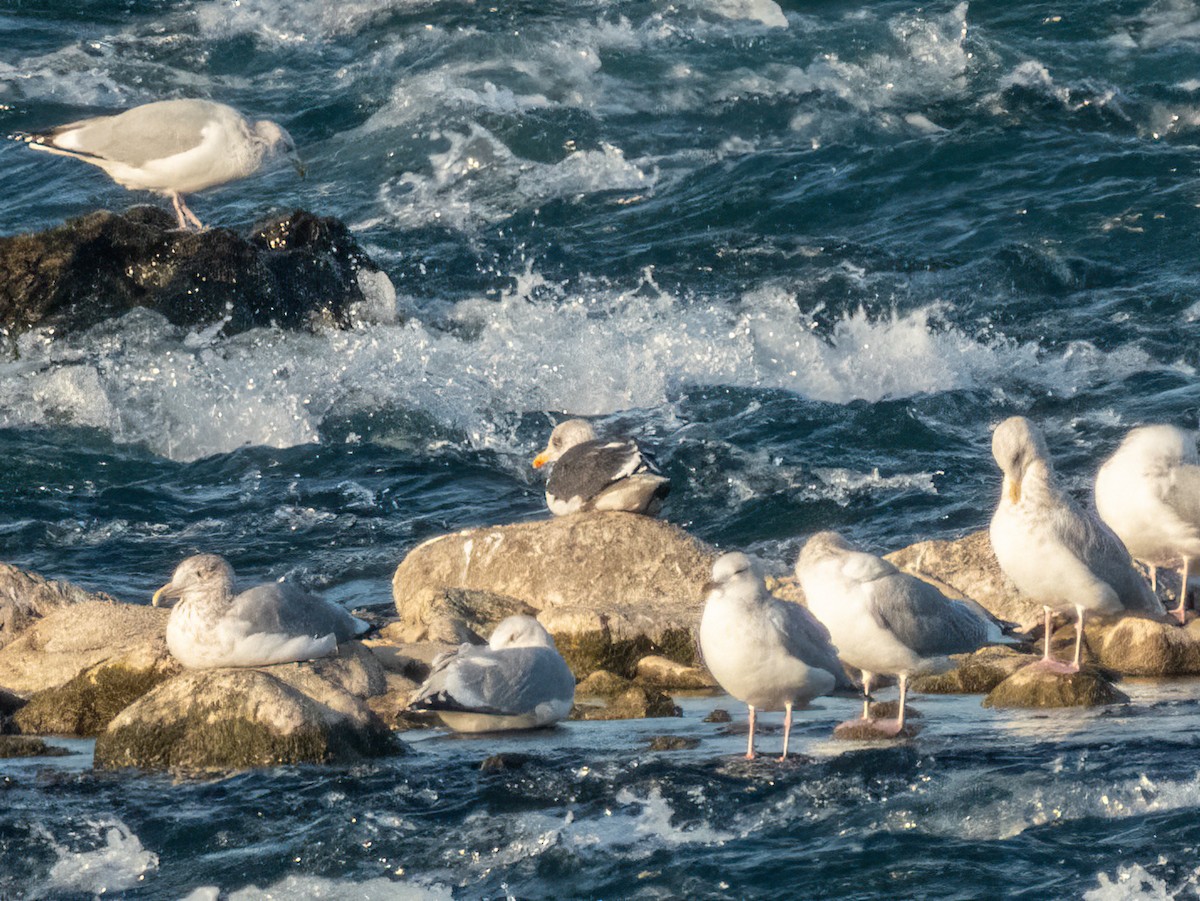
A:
[[1084, 863, 1196, 901], [186, 875, 454, 900], [0, 273, 1175, 462], [43, 819, 158, 896]]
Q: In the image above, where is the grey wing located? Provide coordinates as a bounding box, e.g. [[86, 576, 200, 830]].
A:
[[868, 573, 989, 657], [232, 583, 364, 641], [1054, 498, 1163, 614], [769, 598, 855, 690], [41, 100, 222, 168], [411, 648, 573, 715], [547, 439, 645, 502], [1163, 464, 1200, 550]]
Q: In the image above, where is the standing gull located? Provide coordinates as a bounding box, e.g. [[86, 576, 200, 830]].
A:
[[152, 554, 369, 669], [532, 419, 670, 516], [407, 616, 575, 733], [796, 531, 1019, 736], [989, 416, 1164, 673], [14, 99, 304, 230], [699, 552, 854, 760], [1095, 424, 1200, 624]]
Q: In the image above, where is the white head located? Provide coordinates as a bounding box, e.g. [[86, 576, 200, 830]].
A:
[[253, 119, 305, 177], [532, 419, 597, 469], [488, 615, 556, 650], [795, 531, 855, 575], [152, 554, 236, 607], [705, 551, 763, 602], [992, 416, 1051, 502]]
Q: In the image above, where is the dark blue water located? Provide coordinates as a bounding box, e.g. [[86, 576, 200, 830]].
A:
[[3, 0, 1200, 896]]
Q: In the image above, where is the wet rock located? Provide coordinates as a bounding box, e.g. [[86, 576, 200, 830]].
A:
[[14, 662, 175, 737], [0, 600, 175, 698], [0, 207, 396, 340], [391, 513, 716, 678], [94, 644, 396, 771], [646, 735, 700, 751], [0, 736, 70, 759], [0, 687, 23, 717], [865, 701, 922, 720], [911, 646, 1040, 694], [885, 530, 1042, 631], [832, 720, 922, 741], [480, 753, 535, 772], [703, 708, 731, 723], [982, 664, 1128, 709], [365, 672, 426, 731], [576, 670, 632, 698], [635, 655, 718, 690], [1084, 616, 1200, 676], [366, 635, 456, 683], [570, 686, 681, 721], [0, 563, 120, 650]]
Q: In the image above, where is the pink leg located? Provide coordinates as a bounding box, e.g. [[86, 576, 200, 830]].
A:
[[896, 675, 908, 730], [1151, 565, 1158, 594], [1071, 605, 1085, 671], [778, 701, 793, 762], [1032, 605, 1078, 674], [1042, 606, 1054, 663], [1172, 559, 1190, 625], [169, 192, 205, 231], [745, 705, 756, 760], [861, 671, 873, 720]]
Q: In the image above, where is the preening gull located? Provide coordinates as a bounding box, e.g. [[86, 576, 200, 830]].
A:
[[408, 616, 575, 733], [989, 416, 1164, 673], [532, 419, 670, 516], [796, 531, 1019, 735], [14, 99, 304, 230], [699, 552, 854, 760], [1095, 424, 1200, 624], [152, 554, 369, 669]]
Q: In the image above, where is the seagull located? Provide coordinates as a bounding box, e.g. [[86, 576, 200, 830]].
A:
[[796, 531, 1020, 735], [989, 416, 1165, 673], [13, 99, 304, 230], [152, 554, 369, 669], [531, 419, 670, 516], [1095, 424, 1200, 624], [407, 616, 576, 733], [699, 551, 854, 760]]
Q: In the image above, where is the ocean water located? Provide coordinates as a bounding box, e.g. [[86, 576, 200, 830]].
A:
[[2, 0, 1200, 896]]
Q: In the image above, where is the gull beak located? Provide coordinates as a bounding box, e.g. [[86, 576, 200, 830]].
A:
[[532, 452, 550, 470], [152, 583, 173, 607], [1008, 478, 1021, 504]]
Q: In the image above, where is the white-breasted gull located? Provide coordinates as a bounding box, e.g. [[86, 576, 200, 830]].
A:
[[1095, 424, 1200, 624], [531, 419, 670, 516], [14, 99, 303, 230], [407, 615, 576, 733], [699, 551, 854, 760], [796, 530, 1019, 735], [989, 416, 1165, 673], [152, 554, 369, 669]]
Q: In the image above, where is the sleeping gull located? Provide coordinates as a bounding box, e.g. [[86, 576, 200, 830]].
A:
[[532, 419, 670, 516], [14, 99, 303, 230], [699, 551, 854, 760], [152, 554, 369, 669], [1095, 424, 1200, 624], [989, 416, 1164, 673], [407, 615, 575, 732], [796, 531, 1019, 736]]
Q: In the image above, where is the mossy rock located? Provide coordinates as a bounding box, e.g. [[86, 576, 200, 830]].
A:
[[14, 663, 172, 737], [911, 647, 1039, 695], [646, 735, 700, 751], [0, 735, 71, 758], [982, 664, 1128, 709], [576, 670, 633, 698], [570, 686, 681, 721], [555, 629, 655, 680]]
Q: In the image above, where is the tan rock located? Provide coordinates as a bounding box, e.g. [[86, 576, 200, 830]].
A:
[[885, 530, 1042, 631], [94, 656, 398, 771], [911, 646, 1040, 694], [570, 686, 681, 721], [576, 670, 632, 697], [392, 513, 717, 677], [982, 664, 1128, 708], [0, 601, 175, 697], [0, 563, 121, 650], [1085, 616, 1200, 676], [635, 655, 718, 690], [832, 720, 921, 741], [0, 735, 70, 759]]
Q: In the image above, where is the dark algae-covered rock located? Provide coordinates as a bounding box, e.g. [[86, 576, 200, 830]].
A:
[[983, 664, 1129, 709], [0, 206, 394, 339], [14, 663, 173, 737], [0, 736, 70, 759]]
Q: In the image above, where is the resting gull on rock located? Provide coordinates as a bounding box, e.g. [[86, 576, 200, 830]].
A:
[[532, 419, 670, 516], [13, 99, 304, 230], [152, 554, 369, 669], [699, 551, 854, 760], [796, 530, 1019, 736], [1095, 424, 1200, 624], [989, 416, 1164, 673], [408, 615, 575, 733]]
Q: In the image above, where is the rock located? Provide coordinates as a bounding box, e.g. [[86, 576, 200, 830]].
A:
[[94, 645, 397, 771], [982, 664, 1129, 709], [576, 670, 632, 697], [0, 207, 396, 340], [367, 634, 457, 682], [14, 662, 175, 737], [0, 687, 24, 717], [1085, 616, 1200, 676], [365, 672, 427, 731], [911, 646, 1040, 694], [886, 530, 1042, 631], [865, 701, 922, 720], [480, 753, 536, 772], [390, 588, 536, 646], [703, 708, 731, 723], [0, 736, 71, 759], [0, 563, 120, 650], [635, 655, 718, 690], [571, 686, 681, 721], [392, 513, 717, 678], [646, 735, 700, 751], [0, 601, 175, 697], [832, 720, 922, 741]]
